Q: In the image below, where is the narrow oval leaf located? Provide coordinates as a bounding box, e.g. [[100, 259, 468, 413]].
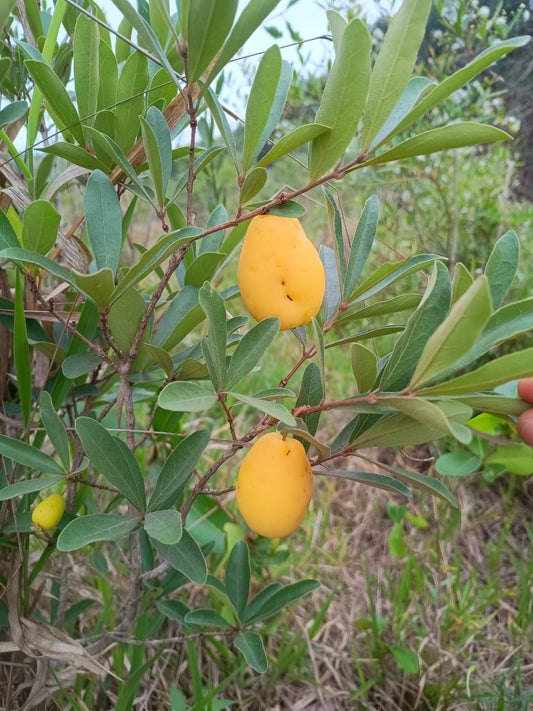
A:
[[435, 452, 482, 477], [234, 631, 268, 673], [153, 529, 208, 584], [186, 0, 238, 82], [21, 199, 60, 256], [485, 230, 519, 309], [184, 609, 231, 628], [115, 51, 149, 152], [226, 318, 279, 390], [243, 579, 320, 624], [240, 167, 268, 205], [146, 105, 172, 199], [144, 510, 183, 545], [199, 282, 227, 391], [74, 12, 99, 128], [158, 381, 217, 412], [451, 262, 474, 304], [0, 101, 28, 127], [0, 434, 66, 475], [14, 270, 31, 426], [84, 170, 122, 275], [57, 513, 140, 551], [351, 343, 377, 394], [225, 539, 251, 618], [228, 391, 296, 427], [368, 460, 457, 507], [39, 391, 70, 470], [148, 429, 211, 512], [0, 475, 65, 501], [40, 142, 108, 171], [75, 417, 146, 512], [310, 19, 371, 179], [315, 470, 411, 497], [343, 194, 380, 300], [320, 244, 341, 322], [256, 123, 330, 168], [361, 0, 431, 150], [295, 361, 324, 438], [0, 208, 20, 249], [72, 269, 115, 308]]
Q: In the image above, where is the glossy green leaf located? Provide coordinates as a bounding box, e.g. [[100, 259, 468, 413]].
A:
[[369, 76, 433, 151], [485, 230, 519, 309], [144, 510, 183, 545], [451, 262, 473, 305], [225, 540, 250, 618], [409, 276, 491, 391], [199, 282, 227, 391], [228, 392, 296, 426], [242, 579, 320, 624], [485, 445, 533, 476], [84, 170, 122, 275], [435, 452, 481, 477], [14, 270, 31, 426], [158, 381, 217, 412], [240, 167, 268, 205], [343, 194, 380, 300], [361, 0, 431, 150], [0, 475, 65, 501], [256, 123, 330, 168], [309, 19, 371, 179], [39, 392, 70, 470], [153, 529, 208, 584], [351, 343, 377, 394], [318, 470, 411, 497], [25, 60, 85, 146], [226, 318, 279, 390], [148, 429, 210, 511], [379, 261, 451, 391], [362, 123, 511, 168], [242, 45, 282, 171], [76, 417, 146, 512], [115, 52, 149, 152], [419, 348, 533, 397], [74, 12, 99, 128], [21, 200, 60, 256], [186, 0, 238, 82], [386, 36, 530, 142], [206, 0, 281, 89], [234, 631, 268, 673], [72, 269, 115, 308], [57, 513, 140, 551]]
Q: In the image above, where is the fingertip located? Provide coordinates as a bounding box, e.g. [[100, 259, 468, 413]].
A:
[[517, 409, 533, 447], [517, 378, 533, 404]]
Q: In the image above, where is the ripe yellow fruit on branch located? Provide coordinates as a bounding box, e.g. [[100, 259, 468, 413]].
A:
[[236, 432, 313, 538], [237, 215, 325, 330], [31, 494, 66, 531]]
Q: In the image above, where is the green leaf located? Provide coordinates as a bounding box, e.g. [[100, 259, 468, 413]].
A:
[[72, 269, 115, 308], [22, 196, 60, 254], [98, 38, 118, 113], [362, 123, 511, 168], [140, 115, 165, 208], [458, 395, 529, 417], [184, 609, 231, 628], [146, 105, 172, 200], [225, 540, 250, 618], [240, 167, 268, 205], [351, 343, 377, 394], [199, 282, 227, 391], [318, 470, 411, 497], [108, 288, 148, 365], [25, 59, 85, 145], [309, 19, 371, 179], [485, 445, 533, 476], [368, 460, 457, 507], [485, 230, 519, 309], [277, 425, 331, 462], [391, 646, 419, 674], [62, 352, 102, 379], [228, 391, 296, 427], [320, 245, 341, 322], [39, 392, 70, 470], [384, 396, 472, 444], [324, 187, 345, 283], [295, 361, 324, 438], [158, 381, 217, 412], [325, 325, 404, 349], [0, 0, 16, 33], [206, 0, 281, 90], [419, 348, 533, 397], [242, 579, 320, 624], [369, 76, 433, 151], [226, 318, 279, 390], [0, 248, 77, 288], [234, 631, 268, 673], [256, 123, 330, 168], [336, 294, 421, 326], [242, 45, 282, 171], [409, 276, 492, 391], [84, 170, 122, 275], [148, 429, 210, 511], [186, 0, 238, 82], [361, 0, 431, 150], [204, 88, 239, 169], [451, 262, 473, 305], [145, 344, 174, 379], [76, 417, 146, 512], [435, 452, 481, 477], [144, 510, 183, 545], [39, 143, 108, 171], [0, 475, 65, 501], [0, 208, 20, 249], [153, 529, 208, 584], [57, 513, 140, 551], [184, 252, 226, 287], [385, 36, 530, 143], [327, 10, 348, 52], [115, 51, 149, 152], [343, 194, 380, 300], [14, 270, 31, 427], [379, 261, 451, 391], [0, 101, 28, 127], [74, 12, 99, 129]]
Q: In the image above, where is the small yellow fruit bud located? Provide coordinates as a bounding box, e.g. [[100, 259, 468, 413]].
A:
[[31, 494, 66, 531]]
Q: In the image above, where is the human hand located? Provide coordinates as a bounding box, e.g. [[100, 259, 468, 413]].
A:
[[517, 378, 533, 447]]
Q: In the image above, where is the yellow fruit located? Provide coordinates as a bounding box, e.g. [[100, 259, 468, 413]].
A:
[[235, 432, 313, 538], [31, 494, 66, 531], [237, 215, 325, 330]]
